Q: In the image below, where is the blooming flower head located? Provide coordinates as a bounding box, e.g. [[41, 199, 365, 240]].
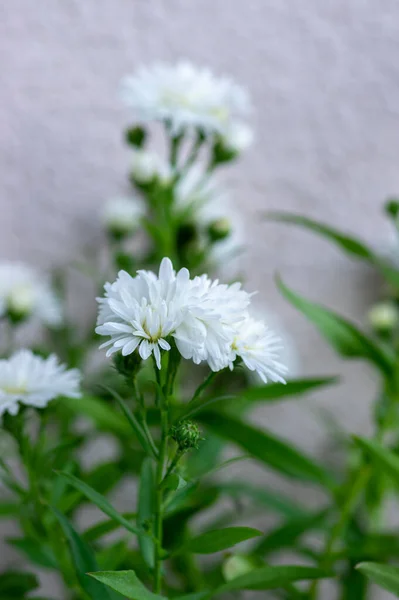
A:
[[101, 196, 145, 236], [121, 61, 250, 136], [0, 350, 81, 417], [0, 262, 62, 326], [96, 258, 286, 383]]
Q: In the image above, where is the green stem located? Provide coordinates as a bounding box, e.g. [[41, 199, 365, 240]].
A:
[[189, 370, 218, 405], [162, 449, 184, 484], [153, 399, 168, 594]]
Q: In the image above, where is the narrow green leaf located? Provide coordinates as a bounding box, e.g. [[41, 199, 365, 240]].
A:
[[83, 513, 137, 543], [266, 212, 375, 260], [178, 394, 236, 421], [0, 570, 39, 596], [178, 526, 262, 555], [138, 457, 155, 568], [7, 537, 58, 569], [89, 570, 166, 600], [57, 471, 141, 536], [210, 565, 332, 596], [64, 395, 131, 437], [356, 562, 399, 596], [198, 411, 335, 487], [276, 277, 393, 376], [354, 437, 399, 487], [51, 508, 113, 600], [102, 386, 157, 458], [242, 377, 339, 403]]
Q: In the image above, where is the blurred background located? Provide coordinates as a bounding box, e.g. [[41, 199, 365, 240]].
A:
[[1, 1, 399, 596]]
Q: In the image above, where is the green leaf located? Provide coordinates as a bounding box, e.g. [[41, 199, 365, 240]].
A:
[[198, 411, 335, 487], [0, 570, 39, 596], [266, 212, 375, 260], [89, 570, 166, 600], [277, 276, 393, 376], [242, 377, 339, 403], [64, 395, 131, 437], [0, 501, 21, 518], [178, 527, 262, 555], [217, 481, 308, 518], [254, 509, 329, 556], [210, 565, 332, 596], [178, 394, 236, 421], [57, 471, 142, 536], [83, 513, 137, 543], [7, 537, 58, 569], [356, 562, 399, 596], [51, 508, 113, 600], [102, 386, 157, 458], [138, 457, 155, 568], [354, 437, 399, 486]]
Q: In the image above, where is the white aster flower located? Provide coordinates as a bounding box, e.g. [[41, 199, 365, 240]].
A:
[[0, 262, 62, 327], [101, 196, 145, 235], [229, 316, 288, 384], [0, 350, 81, 417], [121, 61, 250, 136], [220, 121, 254, 154], [131, 148, 172, 185]]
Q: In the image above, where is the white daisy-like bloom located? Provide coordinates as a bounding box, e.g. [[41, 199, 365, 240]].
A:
[[131, 148, 172, 185], [96, 257, 286, 383], [0, 350, 81, 417], [101, 196, 145, 234], [0, 262, 62, 327], [220, 121, 254, 154], [229, 316, 288, 384], [121, 61, 250, 136]]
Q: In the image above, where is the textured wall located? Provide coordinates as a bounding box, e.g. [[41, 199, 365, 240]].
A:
[[2, 1, 399, 597]]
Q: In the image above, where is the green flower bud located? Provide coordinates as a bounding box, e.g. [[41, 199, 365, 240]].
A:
[[385, 198, 399, 219], [6, 285, 35, 325], [170, 420, 203, 452], [222, 554, 260, 582], [208, 218, 231, 242], [125, 126, 147, 148], [368, 302, 399, 334], [113, 352, 142, 381], [211, 137, 237, 166]]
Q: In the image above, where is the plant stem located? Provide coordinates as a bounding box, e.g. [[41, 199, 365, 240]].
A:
[[153, 398, 168, 594]]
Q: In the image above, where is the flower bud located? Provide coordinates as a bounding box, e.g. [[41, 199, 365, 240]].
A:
[[385, 199, 399, 219], [222, 554, 258, 582], [208, 218, 231, 242], [6, 284, 35, 324], [222, 122, 254, 154], [125, 125, 146, 148], [368, 302, 399, 334], [113, 352, 142, 381], [170, 420, 203, 452], [131, 149, 172, 186], [101, 197, 144, 238]]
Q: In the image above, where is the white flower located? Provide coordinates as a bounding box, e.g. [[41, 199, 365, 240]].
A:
[[0, 350, 81, 417], [0, 262, 62, 326], [121, 61, 250, 136], [96, 257, 287, 382], [131, 149, 172, 185], [221, 121, 254, 153], [229, 316, 287, 384], [101, 196, 145, 234]]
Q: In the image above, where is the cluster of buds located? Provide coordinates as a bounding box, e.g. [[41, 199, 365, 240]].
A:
[[170, 420, 203, 452]]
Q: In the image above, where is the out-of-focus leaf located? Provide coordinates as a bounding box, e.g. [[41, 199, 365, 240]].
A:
[[0, 502, 21, 518], [210, 565, 333, 596], [57, 471, 141, 536], [241, 377, 338, 403], [178, 395, 236, 421], [354, 437, 399, 487], [83, 513, 137, 543], [51, 508, 113, 600], [64, 395, 131, 437], [89, 570, 166, 600], [177, 527, 262, 555], [356, 562, 399, 596], [254, 509, 329, 556], [198, 411, 335, 488], [97, 541, 130, 571], [216, 481, 307, 518], [138, 457, 155, 568], [277, 277, 393, 377], [340, 560, 368, 600], [0, 570, 39, 596], [7, 537, 57, 569]]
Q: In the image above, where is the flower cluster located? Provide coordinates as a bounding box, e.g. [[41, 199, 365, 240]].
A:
[[120, 61, 251, 138], [96, 258, 287, 383], [0, 262, 62, 326], [0, 350, 81, 417]]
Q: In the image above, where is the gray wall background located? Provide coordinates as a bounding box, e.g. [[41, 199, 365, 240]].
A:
[[2, 1, 399, 598]]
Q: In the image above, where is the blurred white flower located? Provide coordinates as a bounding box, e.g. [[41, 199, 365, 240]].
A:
[[0, 350, 81, 417], [101, 196, 145, 235], [96, 257, 286, 383], [368, 301, 399, 333], [121, 61, 250, 136], [131, 148, 172, 185], [0, 262, 62, 326], [228, 316, 288, 384], [221, 121, 254, 154]]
